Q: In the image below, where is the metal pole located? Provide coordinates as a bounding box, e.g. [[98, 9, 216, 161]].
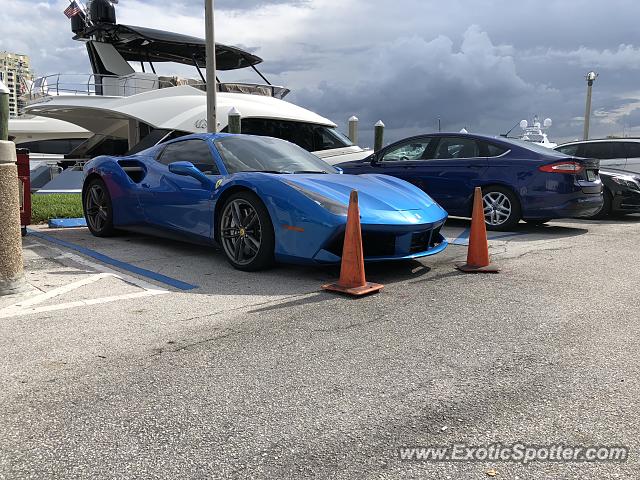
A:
[[438, 117, 441, 133], [583, 81, 593, 141], [204, 0, 217, 133], [583, 71, 597, 141], [374, 120, 385, 152], [348, 116, 359, 145], [0, 80, 9, 141]]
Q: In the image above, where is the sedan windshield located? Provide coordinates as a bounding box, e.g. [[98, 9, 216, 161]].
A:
[[214, 135, 338, 174]]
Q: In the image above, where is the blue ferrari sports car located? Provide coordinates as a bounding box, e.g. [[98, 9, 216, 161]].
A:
[[82, 133, 448, 270], [335, 133, 604, 230]]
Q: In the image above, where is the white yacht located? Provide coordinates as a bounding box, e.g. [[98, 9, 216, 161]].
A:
[[515, 116, 557, 149], [21, 0, 370, 172]]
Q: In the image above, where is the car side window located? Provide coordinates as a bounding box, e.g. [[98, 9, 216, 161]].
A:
[[380, 139, 433, 162], [158, 139, 220, 175], [556, 144, 579, 156], [433, 137, 480, 159], [581, 142, 615, 159], [479, 141, 508, 157], [624, 142, 640, 158]]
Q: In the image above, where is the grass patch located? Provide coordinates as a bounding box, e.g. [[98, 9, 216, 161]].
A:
[[31, 194, 84, 224]]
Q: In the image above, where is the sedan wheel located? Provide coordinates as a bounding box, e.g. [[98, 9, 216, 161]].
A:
[[219, 192, 274, 271], [481, 187, 521, 231], [83, 178, 116, 237]]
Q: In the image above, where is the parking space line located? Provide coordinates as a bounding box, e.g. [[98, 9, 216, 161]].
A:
[[9, 273, 115, 309], [0, 290, 169, 319], [27, 229, 199, 291]]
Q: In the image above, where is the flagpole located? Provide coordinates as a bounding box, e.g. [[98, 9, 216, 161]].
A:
[[204, 0, 217, 133]]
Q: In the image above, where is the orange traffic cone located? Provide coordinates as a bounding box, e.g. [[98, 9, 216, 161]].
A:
[[322, 190, 384, 296], [455, 187, 500, 273]]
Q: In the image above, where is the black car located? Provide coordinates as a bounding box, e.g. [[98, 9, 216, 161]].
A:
[[589, 168, 640, 218]]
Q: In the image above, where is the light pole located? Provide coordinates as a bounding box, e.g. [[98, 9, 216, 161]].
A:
[[204, 0, 217, 133], [583, 71, 598, 140]]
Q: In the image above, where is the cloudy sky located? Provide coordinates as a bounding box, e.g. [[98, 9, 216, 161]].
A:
[[2, 0, 640, 145]]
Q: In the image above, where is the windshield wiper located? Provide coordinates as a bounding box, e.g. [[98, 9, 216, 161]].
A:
[[237, 170, 285, 174], [293, 170, 329, 174]]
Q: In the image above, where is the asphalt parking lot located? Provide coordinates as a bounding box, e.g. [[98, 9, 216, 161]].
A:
[[1, 216, 639, 479]]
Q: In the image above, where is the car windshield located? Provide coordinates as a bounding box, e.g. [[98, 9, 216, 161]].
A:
[[214, 135, 338, 174]]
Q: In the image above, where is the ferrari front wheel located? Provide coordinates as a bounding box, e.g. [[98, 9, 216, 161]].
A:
[[219, 191, 275, 271], [83, 177, 116, 237]]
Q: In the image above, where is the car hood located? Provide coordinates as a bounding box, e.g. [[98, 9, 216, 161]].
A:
[[282, 173, 447, 220]]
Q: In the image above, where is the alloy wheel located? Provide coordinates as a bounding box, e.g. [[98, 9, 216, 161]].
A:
[[220, 199, 262, 266], [483, 191, 512, 226], [85, 183, 110, 232]]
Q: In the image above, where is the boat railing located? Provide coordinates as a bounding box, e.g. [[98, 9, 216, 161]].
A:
[[25, 73, 290, 103]]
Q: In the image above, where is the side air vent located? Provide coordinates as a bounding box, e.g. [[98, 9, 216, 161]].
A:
[[118, 160, 146, 183]]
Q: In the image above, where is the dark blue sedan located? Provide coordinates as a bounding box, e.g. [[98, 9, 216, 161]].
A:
[[336, 133, 603, 230]]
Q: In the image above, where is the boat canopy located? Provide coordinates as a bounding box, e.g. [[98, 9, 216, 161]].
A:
[[75, 23, 263, 71]]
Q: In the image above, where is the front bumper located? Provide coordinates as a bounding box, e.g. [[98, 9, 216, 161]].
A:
[[612, 189, 640, 212], [313, 220, 448, 264]]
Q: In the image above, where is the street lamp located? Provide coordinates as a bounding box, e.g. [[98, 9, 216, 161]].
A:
[[583, 71, 598, 140]]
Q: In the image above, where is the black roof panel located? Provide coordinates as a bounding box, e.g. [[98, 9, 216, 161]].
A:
[[75, 23, 262, 70]]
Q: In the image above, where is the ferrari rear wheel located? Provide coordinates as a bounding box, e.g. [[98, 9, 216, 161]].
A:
[[83, 177, 116, 237], [219, 191, 275, 271]]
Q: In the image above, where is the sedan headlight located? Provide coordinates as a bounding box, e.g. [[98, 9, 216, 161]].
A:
[[286, 181, 348, 216], [611, 175, 640, 191]]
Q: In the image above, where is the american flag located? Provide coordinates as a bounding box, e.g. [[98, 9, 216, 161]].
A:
[[63, 1, 82, 18]]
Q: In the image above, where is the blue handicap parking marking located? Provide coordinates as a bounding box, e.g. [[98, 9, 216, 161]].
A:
[[27, 229, 198, 291], [48, 218, 87, 228]]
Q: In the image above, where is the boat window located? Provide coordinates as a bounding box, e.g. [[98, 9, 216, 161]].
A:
[[380, 139, 433, 162], [232, 118, 353, 152], [15, 138, 86, 155], [158, 139, 220, 175]]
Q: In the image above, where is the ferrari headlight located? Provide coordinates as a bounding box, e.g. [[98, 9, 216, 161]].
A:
[[611, 175, 640, 191], [286, 182, 348, 216]]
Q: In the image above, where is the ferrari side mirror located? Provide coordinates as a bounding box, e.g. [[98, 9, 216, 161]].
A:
[[168, 161, 214, 188]]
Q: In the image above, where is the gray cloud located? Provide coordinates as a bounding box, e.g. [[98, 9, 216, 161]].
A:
[[3, 0, 640, 144], [135, 0, 310, 11]]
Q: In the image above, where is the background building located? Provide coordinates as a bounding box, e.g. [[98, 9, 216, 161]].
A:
[[0, 52, 33, 117]]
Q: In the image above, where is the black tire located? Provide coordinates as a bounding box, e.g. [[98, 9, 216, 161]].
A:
[[83, 177, 116, 237], [524, 218, 551, 226], [585, 188, 612, 219], [481, 185, 522, 231], [218, 191, 275, 271], [21, 226, 27, 237]]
